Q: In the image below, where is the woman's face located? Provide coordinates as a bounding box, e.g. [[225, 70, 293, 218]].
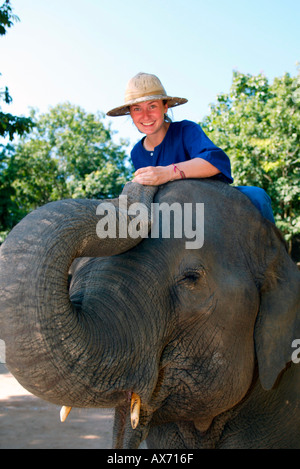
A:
[[130, 100, 168, 137]]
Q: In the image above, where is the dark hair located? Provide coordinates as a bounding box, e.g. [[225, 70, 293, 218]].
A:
[[163, 100, 172, 123]]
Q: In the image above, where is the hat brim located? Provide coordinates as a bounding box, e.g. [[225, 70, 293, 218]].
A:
[[106, 95, 188, 117]]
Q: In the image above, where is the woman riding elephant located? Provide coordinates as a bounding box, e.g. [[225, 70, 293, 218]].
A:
[[0, 73, 298, 450], [107, 72, 275, 223]]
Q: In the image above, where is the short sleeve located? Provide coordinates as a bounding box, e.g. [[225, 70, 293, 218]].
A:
[[182, 121, 233, 183]]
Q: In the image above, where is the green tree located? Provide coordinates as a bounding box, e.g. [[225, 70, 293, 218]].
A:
[[0, 103, 131, 239], [0, 143, 18, 232], [0, 0, 18, 35], [33, 103, 131, 199], [29, 103, 132, 198], [0, 1, 33, 139], [0, 1, 34, 239], [201, 68, 300, 253]]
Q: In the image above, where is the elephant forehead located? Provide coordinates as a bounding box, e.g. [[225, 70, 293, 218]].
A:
[[154, 181, 252, 238], [155, 179, 234, 204]]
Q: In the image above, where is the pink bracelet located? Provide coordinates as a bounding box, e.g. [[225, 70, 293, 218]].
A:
[[172, 164, 186, 179]]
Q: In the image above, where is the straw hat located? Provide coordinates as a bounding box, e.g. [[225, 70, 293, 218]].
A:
[[106, 72, 188, 117]]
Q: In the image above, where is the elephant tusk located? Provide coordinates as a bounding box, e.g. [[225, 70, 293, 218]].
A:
[[60, 406, 72, 422], [130, 393, 141, 430]]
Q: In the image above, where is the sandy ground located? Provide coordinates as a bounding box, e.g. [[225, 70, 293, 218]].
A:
[[0, 363, 115, 449]]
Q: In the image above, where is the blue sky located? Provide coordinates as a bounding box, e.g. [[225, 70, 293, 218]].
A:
[[1, 0, 299, 149]]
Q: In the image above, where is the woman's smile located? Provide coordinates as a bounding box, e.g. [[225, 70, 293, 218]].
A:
[[141, 121, 155, 127]]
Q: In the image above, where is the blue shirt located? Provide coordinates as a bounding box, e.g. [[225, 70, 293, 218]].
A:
[[131, 120, 233, 184]]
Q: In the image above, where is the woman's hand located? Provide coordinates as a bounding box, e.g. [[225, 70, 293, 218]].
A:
[[132, 159, 221, 186], [132, 166, 173, 186]]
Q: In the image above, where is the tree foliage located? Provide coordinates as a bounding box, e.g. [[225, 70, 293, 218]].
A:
[[0, 0, 34, 139], [0, 103, 132, 238], [0, 0, 18, 36], [201, 68, 300, 249]]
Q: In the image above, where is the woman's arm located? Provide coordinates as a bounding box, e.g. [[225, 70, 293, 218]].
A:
[[132, 158, 220, 186]]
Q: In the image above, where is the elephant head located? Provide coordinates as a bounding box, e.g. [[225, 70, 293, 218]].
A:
[[0, 179, 299, 449]]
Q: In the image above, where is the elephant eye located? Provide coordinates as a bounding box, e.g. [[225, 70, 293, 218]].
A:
[[176, 268, 204, 289]]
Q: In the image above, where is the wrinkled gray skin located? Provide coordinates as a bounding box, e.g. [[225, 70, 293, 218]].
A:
[[0, 180, 299, 449]]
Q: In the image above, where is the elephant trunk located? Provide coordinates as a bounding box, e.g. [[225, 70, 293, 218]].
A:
[[0, 183, 157, 407]]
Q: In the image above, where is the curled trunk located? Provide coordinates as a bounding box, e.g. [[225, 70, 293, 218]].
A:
[[0, 183, 157, 407]]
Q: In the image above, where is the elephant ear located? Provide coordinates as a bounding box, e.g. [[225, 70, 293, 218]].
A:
[[254, 224, 300, 391]]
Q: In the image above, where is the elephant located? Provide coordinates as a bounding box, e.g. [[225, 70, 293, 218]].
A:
[[0, 179, 299, 449]]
